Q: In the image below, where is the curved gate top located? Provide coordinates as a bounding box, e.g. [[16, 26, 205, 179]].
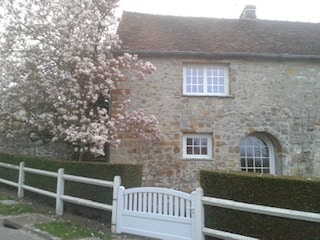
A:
[[116, 187, 197, 240]]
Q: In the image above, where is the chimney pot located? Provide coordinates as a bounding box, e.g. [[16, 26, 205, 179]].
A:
[[240, 5, 257, 19]]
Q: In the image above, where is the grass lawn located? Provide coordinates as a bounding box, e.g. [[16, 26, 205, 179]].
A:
[[0, 193, 112, 239], [35, 220, 111, 240]]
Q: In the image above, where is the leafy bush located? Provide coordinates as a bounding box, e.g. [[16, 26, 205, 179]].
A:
[[200, 170, 320, 240], [0, 153, 142, 220]]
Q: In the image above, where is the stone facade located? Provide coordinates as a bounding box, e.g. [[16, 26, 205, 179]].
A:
[[0, 134, 71, 160], [110, 56, 320, 191]]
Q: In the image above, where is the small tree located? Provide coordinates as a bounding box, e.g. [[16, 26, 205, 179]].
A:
[[0, 0, 161, 160]]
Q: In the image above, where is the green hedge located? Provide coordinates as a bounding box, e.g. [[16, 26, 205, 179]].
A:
[[200, 170, 320, 240], [0, 153, 142, 219]]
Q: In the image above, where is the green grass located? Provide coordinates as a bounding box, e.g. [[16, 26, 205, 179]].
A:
[[0, 203, 36, 215], [35, 220, 112, 240], [0, 195, 12, 200], [0, 194, 112, 239]]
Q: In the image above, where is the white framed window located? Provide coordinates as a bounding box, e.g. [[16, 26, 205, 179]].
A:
[[182, 134, 213, 159], [183, 66, 229, 96], [240, 135, 275, 174]]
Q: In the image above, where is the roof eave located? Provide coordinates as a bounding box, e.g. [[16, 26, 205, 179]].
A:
[[112, 50, 320, 61]]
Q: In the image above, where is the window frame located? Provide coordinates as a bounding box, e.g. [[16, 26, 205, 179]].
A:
[[183, 65, 229, 96], [240, 135, 275, 174], [182, 133, 213, 159]]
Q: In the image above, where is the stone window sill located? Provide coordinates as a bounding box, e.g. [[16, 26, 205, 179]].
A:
[[180, 158, 214, 161]]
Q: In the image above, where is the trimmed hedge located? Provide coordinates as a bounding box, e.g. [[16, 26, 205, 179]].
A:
[[200, 170, 320, 240], [0, 153, 142, 219]]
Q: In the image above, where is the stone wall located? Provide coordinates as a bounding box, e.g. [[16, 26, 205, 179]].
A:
[[110, 56, 320, 191], [0, 134, 71, 160]]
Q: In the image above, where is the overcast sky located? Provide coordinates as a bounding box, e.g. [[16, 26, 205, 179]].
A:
[[119, 0, 320, 23]]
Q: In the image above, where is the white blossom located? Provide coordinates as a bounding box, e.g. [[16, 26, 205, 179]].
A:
[[0, 0, 161, 158]]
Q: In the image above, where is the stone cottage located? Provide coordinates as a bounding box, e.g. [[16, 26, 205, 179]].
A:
[[111, 5, 320, 191]]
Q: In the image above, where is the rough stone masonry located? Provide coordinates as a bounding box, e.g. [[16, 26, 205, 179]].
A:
[[110, 57, 320, 191]]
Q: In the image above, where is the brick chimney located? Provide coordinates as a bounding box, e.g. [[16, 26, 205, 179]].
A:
[[240, 5, 257, 19]]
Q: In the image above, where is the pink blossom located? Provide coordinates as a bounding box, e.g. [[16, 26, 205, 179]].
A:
[[0, 0, 162, 158]]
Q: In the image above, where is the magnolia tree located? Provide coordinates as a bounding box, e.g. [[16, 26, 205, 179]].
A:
[[0, 0, 161, 159]]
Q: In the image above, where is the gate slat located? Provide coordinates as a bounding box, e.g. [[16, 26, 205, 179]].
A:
[[129, 193, 133, 210], [124, 194, 128, 210], [174, 196, 179, 216], [164, 194, 168, 215], [138, 192, 142, 212], [169, 195, 173, 216], [158, 193, 163, 214], [153, 193, 157, 213], [180, 198, 185, 217], [143, 193, 147, 212], [148, 192, 152, 213], [186, 200, 191, 218], [133, 193, 137, 211]]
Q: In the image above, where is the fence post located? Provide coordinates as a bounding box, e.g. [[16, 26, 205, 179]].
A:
[[18, 162, 25, 198], [56, 168, 65, 215], [111, 175, 121, 233], [194, 187, 205, 240]]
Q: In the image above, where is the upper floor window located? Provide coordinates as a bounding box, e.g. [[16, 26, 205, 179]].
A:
[[183, 66, 229, 96], [182, 133, 213, 159], [240, 135, 275, 174]]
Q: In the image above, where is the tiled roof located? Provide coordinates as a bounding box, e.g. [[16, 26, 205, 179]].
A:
[[117, 11, 320, 57]]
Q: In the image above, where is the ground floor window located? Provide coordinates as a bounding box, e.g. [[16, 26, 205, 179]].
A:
[[182, 133, 212, 159], [240, 135, 275, 174]]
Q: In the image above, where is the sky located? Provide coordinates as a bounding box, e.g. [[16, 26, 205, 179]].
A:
[[119, 0, 320, 23]]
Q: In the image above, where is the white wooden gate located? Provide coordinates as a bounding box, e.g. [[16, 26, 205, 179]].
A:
[[116, 187, 196, 240]]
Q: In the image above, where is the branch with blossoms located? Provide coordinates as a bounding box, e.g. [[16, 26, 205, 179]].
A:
[[0, 0, 162, 160]]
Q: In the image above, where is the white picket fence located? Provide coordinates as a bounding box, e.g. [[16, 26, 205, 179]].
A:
[[1, 161, 320, 239]]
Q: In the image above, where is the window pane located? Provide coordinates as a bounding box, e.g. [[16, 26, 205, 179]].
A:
[[263, 158, 270, 167], [192, 85, 197, 92], [255, 159, 262, 167], [194, 147, 200, 154], [240, 158, 246, 168], [247, 158, 253, 167], [187, 138, 193, 145], [201, 147, 207, 155], [193, 138, 200, 145], [212, 69, 217, 75], [187, 147, 193, 154], [219, 86, 224, 93], [200, 138, 207, 145]]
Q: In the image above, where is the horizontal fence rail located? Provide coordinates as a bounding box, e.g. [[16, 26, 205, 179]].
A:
[[201, 195, 320, 239], [1, 161, 320, 239], [0, 161, 121, 233]]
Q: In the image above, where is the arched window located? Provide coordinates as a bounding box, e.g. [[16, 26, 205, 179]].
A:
[[240, 135, 275, 174]]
